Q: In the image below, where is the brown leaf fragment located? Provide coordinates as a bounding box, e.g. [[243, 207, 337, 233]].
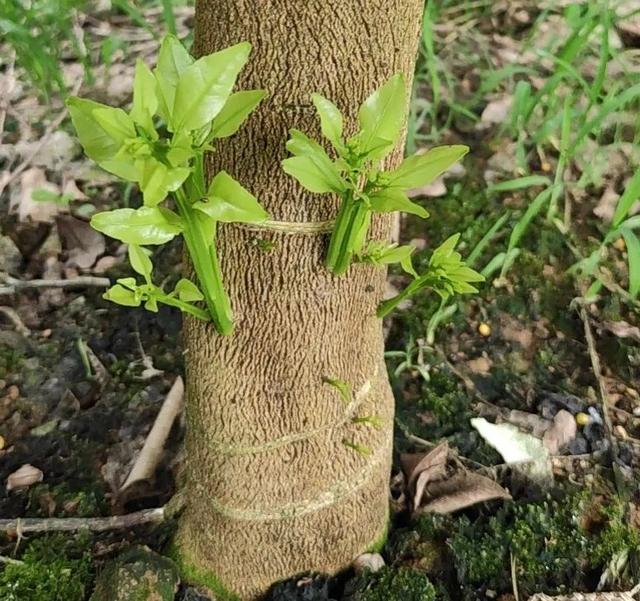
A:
[[7, 463, 43, 491], [419, 470, 511, 514], [402, 441, 510, 514], [602, 320, 640, 343], [56, 215, 105, 269], [543, 409, 577, 454]]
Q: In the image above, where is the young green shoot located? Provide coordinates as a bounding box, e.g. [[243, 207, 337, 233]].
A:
[[282, 74, 469, 276], [67, 35, 268, 335]]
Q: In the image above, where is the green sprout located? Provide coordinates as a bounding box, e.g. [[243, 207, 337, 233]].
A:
[[67, 35, 268, 335], [282, 75, 483, 315]]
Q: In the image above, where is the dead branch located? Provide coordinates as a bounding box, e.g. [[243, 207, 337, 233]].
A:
[[0, 275, 110, 295], [0, 493, 185, 535], [121, 377, 184, 491]]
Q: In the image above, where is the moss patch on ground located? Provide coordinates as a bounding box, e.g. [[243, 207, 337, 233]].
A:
[[0, 535, 92, 601]]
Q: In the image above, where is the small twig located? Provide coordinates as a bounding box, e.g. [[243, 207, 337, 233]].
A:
[[577, 304, 621, 491], [121, 377, 184, 491], [0, 555, 24, 566], [0, 493, 186, 535], [0, 306, 30, 336], [511, 553, 520, 601], [0, 275, 110, 296]]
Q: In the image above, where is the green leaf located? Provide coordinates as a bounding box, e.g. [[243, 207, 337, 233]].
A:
[[138, 159, 190, 207], [154, 34, 194, 129], [131, 59, 158, 133], [386, 145, 469, 188], [368, 188, 429, 218], [612, 169, 640, 228], [282, 131, 346, 193], [322, 377, 351, 403], [311, 93, 344, 151], [621, 228, 640, 298], [128, 244, 153, 281], [358, 73, 406, 158], [173, 42, 251, 131], [91, 207, 183, 245], [67, 97, 125, 163], [167, 130, 194, 166], [282, 155, 343, 194], [92, 107, 136, 144], [103, 284, 141, 307], [195, 171, 268, 223], [211, 90, 266, 138], [174, 278, 204, 302], [359, 241, 417, 277]]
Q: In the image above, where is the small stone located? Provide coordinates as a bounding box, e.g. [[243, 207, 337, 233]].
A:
[[353, 553, 385, 574], [478, 323, 491, 337], [633, 406, 640, 417], [0, 435, 4, 450], [614, 425, 629, 440], [568, 435, 589, 455], [576, 412, 590, 426], [6, 385, 19, 401], [541, 162, 552, 172], [613, 237, 626, 251], [90, 547, 179, 601]]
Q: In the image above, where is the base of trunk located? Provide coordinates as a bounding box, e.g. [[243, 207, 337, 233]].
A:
[[172, 494, 390, 600]]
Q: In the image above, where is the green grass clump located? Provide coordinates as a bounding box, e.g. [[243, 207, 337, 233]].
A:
[[356, 567, 436, 601], [449, 493, 638, 597], [0, 536, 92, 601]]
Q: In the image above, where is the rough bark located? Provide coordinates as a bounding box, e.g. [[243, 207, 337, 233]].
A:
[[177, 1, 424, 598]]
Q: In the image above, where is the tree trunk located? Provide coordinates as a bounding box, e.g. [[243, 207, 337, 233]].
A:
[[176, 1, 424, 598]]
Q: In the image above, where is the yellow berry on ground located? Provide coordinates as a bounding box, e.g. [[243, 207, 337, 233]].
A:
[[478, 323, 491, 337], [575, 412, 590, 426]]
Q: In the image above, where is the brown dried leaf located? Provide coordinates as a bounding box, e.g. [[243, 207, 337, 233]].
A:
[[602, 320, 640, 343], [6, 463, 44, 491], [419, 470, 511, 514], [56, 215, 105, 269], [402, 442, 510, 514], [11, 167, 63, 223]]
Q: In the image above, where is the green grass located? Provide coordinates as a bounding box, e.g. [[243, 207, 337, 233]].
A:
[[406, 0, 640, 339]]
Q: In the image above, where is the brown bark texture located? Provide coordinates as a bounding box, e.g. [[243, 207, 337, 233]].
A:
[[177, 1, 424, 598]]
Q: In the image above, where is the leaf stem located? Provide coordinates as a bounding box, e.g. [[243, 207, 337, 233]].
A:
[[174, 187, 234, 335]]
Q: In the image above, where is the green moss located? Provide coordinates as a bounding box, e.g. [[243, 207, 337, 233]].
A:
[[167, 543, 239, 601], [0, 535, 92, 601], [355, 567, 436, 601], [366, 507, 391, 554], [449, 493, 640, 597]]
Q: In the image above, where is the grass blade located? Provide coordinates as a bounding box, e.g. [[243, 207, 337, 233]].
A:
[[487, 175, 551, 194], [621, 228, 640, 298], [612, 169, 640, 229]]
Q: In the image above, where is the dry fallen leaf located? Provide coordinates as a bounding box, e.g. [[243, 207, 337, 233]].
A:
[[467, 356, 492, 374], [471, 417, 552, 480], [478, 96, 513, 127], [7, 463, 44, 491], [601, 320, 640, 343], [56, 215, 105, 269], [594, 186, 620, 223], [543, 409, 577, 454], [401, 441, 510, 515], [10, 167, 63, 223]]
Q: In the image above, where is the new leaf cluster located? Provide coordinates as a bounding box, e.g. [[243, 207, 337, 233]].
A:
[[68, 35, 268, 334], [282, 74, 484, 313]]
